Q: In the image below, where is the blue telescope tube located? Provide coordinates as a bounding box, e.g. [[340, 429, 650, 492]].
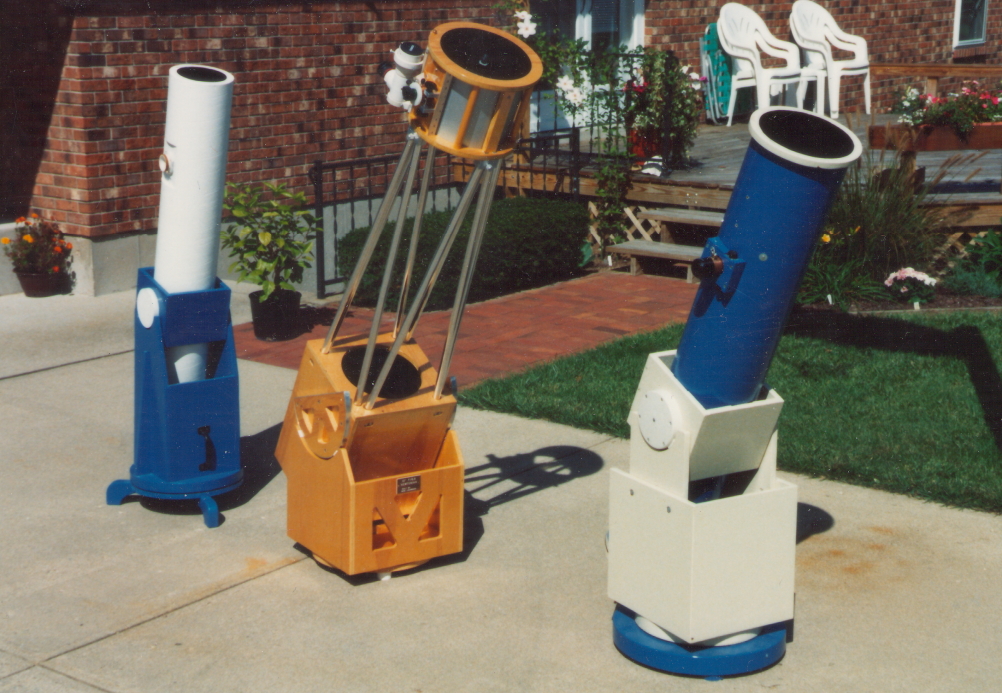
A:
[[672, 108, 862, 409]]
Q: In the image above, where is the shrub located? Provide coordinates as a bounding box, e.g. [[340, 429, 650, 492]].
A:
[[222, 182, 316, 302], [799, 153, 951, 306], [941, 264, 1002, 297], [942, 229, 1002, 297], [799, 255, 886, 309], [965, 229, 1002, 279], [824, 157, 945, 278], [338, 196, 590, 311]]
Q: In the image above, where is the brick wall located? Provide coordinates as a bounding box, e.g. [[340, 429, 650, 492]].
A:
[[3, 0, 1001, 241], [2, 1, 498, 239], [645, 0, 1002, 112]]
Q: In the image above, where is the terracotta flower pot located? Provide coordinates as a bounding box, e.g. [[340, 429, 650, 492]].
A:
[[249, 289, 302, 341], [16, 271, 71, 298]]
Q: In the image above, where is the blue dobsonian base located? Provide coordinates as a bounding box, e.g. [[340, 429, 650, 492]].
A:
[[611, 605, 787, 680], [106, 268, 242, 528]]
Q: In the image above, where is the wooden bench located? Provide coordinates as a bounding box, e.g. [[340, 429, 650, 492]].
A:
[[608, 240, 705, 282], [636, 208, 725, 243]]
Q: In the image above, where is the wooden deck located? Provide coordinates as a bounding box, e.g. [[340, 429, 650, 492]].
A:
[[465, 113, 1002, 229]]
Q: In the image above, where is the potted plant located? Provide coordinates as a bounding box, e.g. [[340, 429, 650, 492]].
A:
[[1, 213, 73, 297], [221, 182, 317, 341]]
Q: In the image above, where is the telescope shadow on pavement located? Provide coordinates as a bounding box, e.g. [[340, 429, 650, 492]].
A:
[[463, 445, 606, 516], [302, 445, 607, 584], [796, 503, 834, 543], [136, 423, 284, 526], [786, 309, 1002, 450]]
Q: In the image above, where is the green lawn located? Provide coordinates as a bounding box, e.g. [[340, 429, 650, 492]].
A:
[[459, 309, 1002, 513]]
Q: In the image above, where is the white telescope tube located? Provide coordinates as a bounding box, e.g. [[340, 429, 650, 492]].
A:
[[152, 65, 235, 383]]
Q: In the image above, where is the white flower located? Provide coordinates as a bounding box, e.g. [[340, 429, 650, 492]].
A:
[[885, 267, 936, 287], [689, 72, 702, 90], [556, 75, 575, 92], [517, 19, 537, 38], [565, 87, 586, 107], [515, 12, 536, 38]]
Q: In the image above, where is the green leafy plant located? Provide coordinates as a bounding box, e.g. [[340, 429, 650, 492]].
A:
[[1, 213, 73, 276], [592, 156, 631, 245], [798, 152, 953, 308], [941, 263, 1002, 297], [965, 229, 1002, 279], [941, 229, 1002, 297], [826, 155, 946, 274], [799, 254, 886, 309], [221, 182, 317, 302]]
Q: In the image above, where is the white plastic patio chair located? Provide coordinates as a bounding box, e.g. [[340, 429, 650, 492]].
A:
[[717, 3, 820, 126], [790, 0, 870, 120]]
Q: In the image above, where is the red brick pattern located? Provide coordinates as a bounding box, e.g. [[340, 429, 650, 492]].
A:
[[4, 1, 498, 236], [233, 272, 699, 386], [4, 1, 1000, 234]]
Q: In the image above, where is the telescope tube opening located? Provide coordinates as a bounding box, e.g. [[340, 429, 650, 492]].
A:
[[439, 26, 533, 81], [341, 346, 422, 400], [750, 108, 862, 169], [176, 65, 229, 83]]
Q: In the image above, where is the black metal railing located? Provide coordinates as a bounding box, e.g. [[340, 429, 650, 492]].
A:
[[308, 127, 585, 299], [308, 149, 463, 298]]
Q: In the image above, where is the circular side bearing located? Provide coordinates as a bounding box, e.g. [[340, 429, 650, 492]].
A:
[[637, 389, 675, 451]]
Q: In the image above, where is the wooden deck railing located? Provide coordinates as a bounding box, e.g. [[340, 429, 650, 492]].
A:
[[870, 62, 1002, 96]]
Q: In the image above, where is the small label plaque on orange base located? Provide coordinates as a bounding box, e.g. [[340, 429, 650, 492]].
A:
[[275, 335, 464, 576]]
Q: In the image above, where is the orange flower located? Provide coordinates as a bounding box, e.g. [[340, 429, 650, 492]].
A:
[[23, 234, 34, 243], [54, 246, 63, 253], [52, 266, 60, 273], [29, 213, 38, 219], [1, 237, 9, 245], [15, 216, 25, 223], [65, 242, 73, 250]]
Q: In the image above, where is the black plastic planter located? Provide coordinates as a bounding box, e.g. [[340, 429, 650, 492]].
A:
[[249, 289, 301, 341]]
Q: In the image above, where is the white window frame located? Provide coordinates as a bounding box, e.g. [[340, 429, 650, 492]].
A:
[[575, 0, 645, 50], [953, 0, 989, 47], [529, 0, 645, 131]]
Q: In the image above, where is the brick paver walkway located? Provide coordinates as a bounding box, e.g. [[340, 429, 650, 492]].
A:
[[234, 272, 698, 387]]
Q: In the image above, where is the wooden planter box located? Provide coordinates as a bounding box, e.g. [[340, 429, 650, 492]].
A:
[[868, 122, 1002, 151]]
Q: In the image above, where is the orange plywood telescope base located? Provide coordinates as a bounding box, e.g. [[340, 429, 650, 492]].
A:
[[275, 335, 464, 576]]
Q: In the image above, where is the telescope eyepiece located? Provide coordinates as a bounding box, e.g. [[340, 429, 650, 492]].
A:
[[399, 41, 423, 56]]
